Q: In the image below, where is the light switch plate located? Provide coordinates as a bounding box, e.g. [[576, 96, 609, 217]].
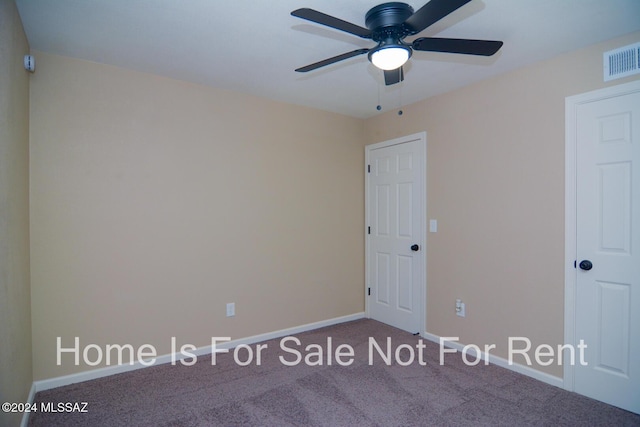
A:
[[226, 302, 235, 317], [429, 219, 437, 233]]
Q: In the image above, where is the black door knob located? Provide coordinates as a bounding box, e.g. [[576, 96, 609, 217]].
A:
[[579, 260, 593, 271], [411, 244, 420, 251]]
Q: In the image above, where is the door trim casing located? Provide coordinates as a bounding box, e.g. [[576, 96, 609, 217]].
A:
[[564, 79, 640, 391], [365, 132, 427, 334]]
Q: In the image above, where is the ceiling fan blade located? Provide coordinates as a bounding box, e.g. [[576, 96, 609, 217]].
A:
[[292, 8, 372, 39], [413, 37, 503, 56], [404, 0, 472, 35], [384, 67, 404, 86], [295, 48, 370, 73]]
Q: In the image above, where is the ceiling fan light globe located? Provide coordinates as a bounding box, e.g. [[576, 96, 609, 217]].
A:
[[370, 46, 410, 70]]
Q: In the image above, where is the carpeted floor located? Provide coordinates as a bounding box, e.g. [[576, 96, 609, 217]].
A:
[[29, 319, 640, 426]]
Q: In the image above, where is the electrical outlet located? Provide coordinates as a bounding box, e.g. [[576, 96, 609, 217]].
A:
[[226, 302, 235, 317], [455, 299, 466, 318]]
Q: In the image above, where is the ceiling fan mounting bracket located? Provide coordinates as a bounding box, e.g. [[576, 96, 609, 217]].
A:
[[365, 2, 413, 30]]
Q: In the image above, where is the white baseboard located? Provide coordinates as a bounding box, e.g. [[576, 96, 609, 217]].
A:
[[20, 382, 36, 427], [421, 332, 564, 388], [32, 312, 365, 393]]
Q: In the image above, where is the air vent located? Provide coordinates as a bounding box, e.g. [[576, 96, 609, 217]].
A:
[[604, 42, 640, 81]]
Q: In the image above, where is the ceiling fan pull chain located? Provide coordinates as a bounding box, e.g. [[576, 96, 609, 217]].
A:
[[398, 80, 404, 116]]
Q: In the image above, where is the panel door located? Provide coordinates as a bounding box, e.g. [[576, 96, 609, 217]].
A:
[[367, 136, 424, 334], [574, 89, 640, 414]]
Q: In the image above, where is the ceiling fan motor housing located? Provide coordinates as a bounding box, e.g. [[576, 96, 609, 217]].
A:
[[365, 2, 414, 42]]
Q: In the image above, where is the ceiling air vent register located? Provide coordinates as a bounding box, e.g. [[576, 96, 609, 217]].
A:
[[604, 42, 640, 81]]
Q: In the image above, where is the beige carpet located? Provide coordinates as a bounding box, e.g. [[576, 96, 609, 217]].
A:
[[29, 319, 640, 426]]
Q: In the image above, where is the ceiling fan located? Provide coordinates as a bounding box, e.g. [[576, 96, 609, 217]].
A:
[[292, 0, 503, 85]]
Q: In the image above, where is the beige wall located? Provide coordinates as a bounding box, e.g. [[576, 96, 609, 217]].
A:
[[365, 31, 640, 377], [29, 52, 367, 380], [26, 26, 640, 383], [0, 0, 32, 424]]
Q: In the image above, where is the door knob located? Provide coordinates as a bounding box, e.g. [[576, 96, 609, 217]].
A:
[[411, 244, 420, 251], [579, 260, 593, 271]]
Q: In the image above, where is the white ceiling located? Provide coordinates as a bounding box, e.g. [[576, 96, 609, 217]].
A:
[[15, 0, 640, 118]]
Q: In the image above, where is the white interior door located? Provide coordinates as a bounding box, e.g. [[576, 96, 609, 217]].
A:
[[567, 81, 640, 414], [366, 133, 426, 334]]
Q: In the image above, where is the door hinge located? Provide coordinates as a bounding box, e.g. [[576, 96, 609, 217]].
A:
[[368, 226, 371, 235], [368, 287, 371, 296], [367, 164, 371, 173]]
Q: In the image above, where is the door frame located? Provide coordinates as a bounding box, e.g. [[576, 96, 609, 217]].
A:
[[365, 132, 427, 334], [564, 79, 640, 390]]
